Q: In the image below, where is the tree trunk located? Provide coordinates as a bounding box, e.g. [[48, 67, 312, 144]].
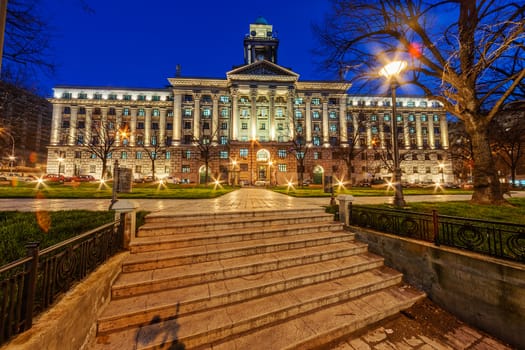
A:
[[468, 126, 506, 204], [101, 159, 107, 180]]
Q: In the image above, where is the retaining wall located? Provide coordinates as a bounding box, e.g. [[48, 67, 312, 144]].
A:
[[352, 226, 525, 348]]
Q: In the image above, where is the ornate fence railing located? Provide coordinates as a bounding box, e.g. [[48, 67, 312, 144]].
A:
[[0, 216, 124, 346], [348, 204, 525, 263]]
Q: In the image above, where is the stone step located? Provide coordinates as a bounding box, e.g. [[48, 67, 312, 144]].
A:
[[93, 282, 425, 350], [130, 221, 343, 253], [113, 240, 365, 299], [144, 208, 328, 224], [137, 213, 335, 237], [98, 254, 387, 334], [123, 230, 354, 273]]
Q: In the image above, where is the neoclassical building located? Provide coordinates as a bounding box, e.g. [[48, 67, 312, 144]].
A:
[[47, 17, 451, 186]]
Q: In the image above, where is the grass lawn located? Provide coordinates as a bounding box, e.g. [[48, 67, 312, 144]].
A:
[[272, 185, 474, 197], [0, 181, 235, 199], [356, 198, 525, 225]]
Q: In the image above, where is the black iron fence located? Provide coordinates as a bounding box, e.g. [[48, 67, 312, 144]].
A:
[[348, 204, 525, 263], [0, 216, 124, 346]]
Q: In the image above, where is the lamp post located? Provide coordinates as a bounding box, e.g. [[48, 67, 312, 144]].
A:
[[268, 160, 273, 186], [380, 60, 407, 207]]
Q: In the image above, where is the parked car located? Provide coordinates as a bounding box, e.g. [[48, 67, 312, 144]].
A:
[[71, 175, 96, 182], [43, 174, 65, 182]]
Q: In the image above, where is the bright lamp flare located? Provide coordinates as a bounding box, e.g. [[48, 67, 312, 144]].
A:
[[379, 60, 407, 78]]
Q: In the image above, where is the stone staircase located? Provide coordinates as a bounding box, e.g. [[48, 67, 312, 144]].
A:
[[91, 208, 425, 350]]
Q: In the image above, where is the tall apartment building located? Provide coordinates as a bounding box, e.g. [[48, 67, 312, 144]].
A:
[[47, 17, 451, 186]]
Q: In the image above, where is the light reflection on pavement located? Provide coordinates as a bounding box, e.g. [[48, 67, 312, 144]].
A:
[[0, 188, 520, 213]]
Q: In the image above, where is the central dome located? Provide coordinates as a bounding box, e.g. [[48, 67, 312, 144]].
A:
[[254, 16, 268, 25]]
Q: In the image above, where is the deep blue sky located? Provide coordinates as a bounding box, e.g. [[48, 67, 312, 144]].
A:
[[37, 0, 335, 97]]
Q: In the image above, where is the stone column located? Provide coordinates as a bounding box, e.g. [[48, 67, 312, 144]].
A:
[[403, 115, 410, 149], [287, 89, 295, 140], [305, 96, 312, 143], [193, 93, 201, 140], [416, 113, 423, 149], [173, 93, 182, 145], [68, 106, 78, 146], [50, 104, 62, 145], [439, 114, 449, 149], [339, 95, 347, 144], [322, 98, 329, 146], [353, 113, 360, 148], [144, 108, 151, 146], [231, 89, 239, 140], [428, 115, 435, 150], [212, 94, 219, 143], [85, 108, 92, 146], [130, 108, 137, 147], [250, 88, 257, 139], [269, 89, 275, 141], [159, 109, 167, 146], [115, 108, 123, 146]]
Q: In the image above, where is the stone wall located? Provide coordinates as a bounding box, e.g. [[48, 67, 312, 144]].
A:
[[2, 252, 128, 350], [352, 227, 525, 348]]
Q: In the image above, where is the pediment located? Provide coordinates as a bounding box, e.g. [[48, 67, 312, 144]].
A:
[[227, 60, 299, 78]]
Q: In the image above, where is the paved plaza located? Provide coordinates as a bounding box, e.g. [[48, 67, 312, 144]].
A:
[[0, 188, 502, 213]]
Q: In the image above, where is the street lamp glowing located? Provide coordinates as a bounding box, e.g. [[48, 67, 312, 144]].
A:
[[380, 59, 407, 207], [379, 60, 407, 78]]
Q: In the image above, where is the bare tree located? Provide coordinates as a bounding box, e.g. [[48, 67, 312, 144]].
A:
[[139, 130, 169, 180], [80, 119, 121, 179], [192, 121, 220, 185], [447, 119, 474, 184], [332, 110, 368, 185], [315, 0, 525, 204], [489, 101, 525, 186]]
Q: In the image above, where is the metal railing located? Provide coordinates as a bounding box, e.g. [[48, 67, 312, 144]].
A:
[[348, 204, 525, 263], [0, 216, 124, 345]]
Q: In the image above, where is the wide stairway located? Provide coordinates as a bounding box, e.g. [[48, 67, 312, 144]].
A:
[[92, 208, 425, 349]]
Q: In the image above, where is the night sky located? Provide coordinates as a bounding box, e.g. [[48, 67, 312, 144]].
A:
[[35, 0, 335, 97]]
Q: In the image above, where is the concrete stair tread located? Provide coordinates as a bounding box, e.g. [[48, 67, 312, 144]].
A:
[[144, 208, 328, 222], [100, 253, 387, 331], [123, 231, 353, 268], [93, 284, 425, 350], [138, 213, 335, 236], [133, 221, 342, 245], [115, 240, 366, 290]]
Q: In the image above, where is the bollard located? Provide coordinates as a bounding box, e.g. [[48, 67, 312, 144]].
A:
[[336, 195, 354, 227], [110, 199, 138, 249]]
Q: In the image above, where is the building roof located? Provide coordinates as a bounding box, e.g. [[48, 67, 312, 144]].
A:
[[254, 16, 268, 25]]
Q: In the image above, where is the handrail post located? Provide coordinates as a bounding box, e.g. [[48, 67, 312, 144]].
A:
[[432, 210, 440, 245], [22, 242, 39, 331]]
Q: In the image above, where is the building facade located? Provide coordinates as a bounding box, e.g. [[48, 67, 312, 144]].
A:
[[47, 17, 451, 186]]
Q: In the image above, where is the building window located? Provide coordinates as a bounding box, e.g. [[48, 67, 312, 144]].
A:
[[135, 165, 142, 174], [137, 95, 146, 101], [167, 123, 173, 130], [77, 135, 84, 145], [219, 151, 228, 159], [152, 122, 159, 130], [408, 114, 415, 122], [184, 109, 192, 117], [93, 93, 102, 100], [329, 111, 337, 119], [166, 137, 172, 146], [165, 151, 171, 160], [152, 109, 160, 117], [167, 110, 173, 117], [152, 95, 160, 101], [433, 114, 440, 122], [182, 165, 190, 173], [138, 109, 145, 117], [136, 151, 142, 159], [312, 111, 320, 119], [240, 164, 248, 171], [121, 151, 127, 159], [276, 108, 283, 117], [151, 136, 157, 145], [123, 94, 132, 101], [295, 110, 303, 118], [183, 135, 192, 144], [202, 108, 211, 117], [62, 92, 72, 99], [311, 97, 320, 105], [259, 123, 266, 130], [74, 151, 81, 159], [220, 136, 228, 145], [421, 114, 427, 122], [219, 95, 230, 103], [384, 114, 390, 121], [313, 136, 321, 146], [221, 108, 229, 117], [426, 167, 431, 174], [62, 120, 70, 128], [240, 148, 248, 159], [220, 122, 228, 130], [329, 124, 338, 132], [278, 149, 287, 158], [137, 122, 144, 129], [184, 95, 193, 102], [278, 164, 287, 172], [78, 92, 87, 99], [413, 166, 418, 173], [184, 121, 192, 129], [184, 150, 191, 159], [277, 123, 284, 130], [123, 108, 130, 116], [420, 101, 428, 107], [241, 122, 248, 130]]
